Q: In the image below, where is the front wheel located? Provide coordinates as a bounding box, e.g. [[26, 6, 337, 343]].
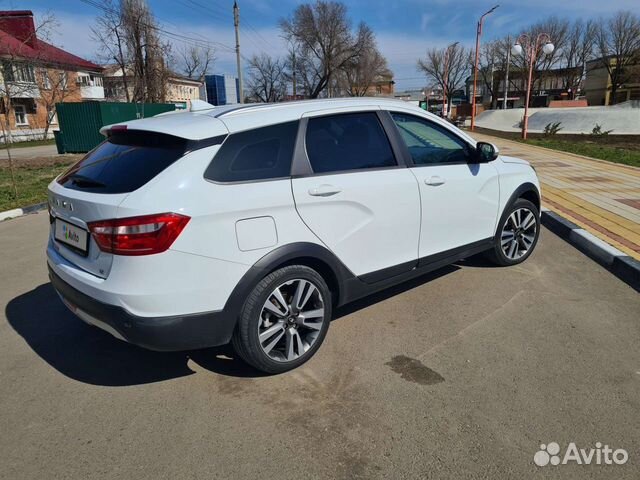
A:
[[486, 198, 540, 266], [231, 265, 332, 374]]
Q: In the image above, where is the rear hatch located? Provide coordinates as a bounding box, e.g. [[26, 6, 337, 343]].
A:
[[48, 129, 195, 278]]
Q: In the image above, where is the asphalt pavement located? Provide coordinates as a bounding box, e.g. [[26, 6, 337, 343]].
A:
[[1, 212, 639, 479], [0, 144, 58, 160]]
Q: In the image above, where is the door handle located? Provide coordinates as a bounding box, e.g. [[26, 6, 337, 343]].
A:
[[308, 184, 342, 197], [424, 176, 446, 186]]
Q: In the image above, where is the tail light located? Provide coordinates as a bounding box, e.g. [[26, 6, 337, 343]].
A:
[[88, 213, 190, 256]]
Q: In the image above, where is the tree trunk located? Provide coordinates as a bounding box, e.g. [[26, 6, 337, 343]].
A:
[[0, 108, 18, 200], [609, 83, 618, 105]]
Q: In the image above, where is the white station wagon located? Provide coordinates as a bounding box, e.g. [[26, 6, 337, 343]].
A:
[[47, 98, 541, 373]]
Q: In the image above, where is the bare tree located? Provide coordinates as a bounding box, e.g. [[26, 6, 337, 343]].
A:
[[339, 25, 390, 96], [0, 12, 57, 199], [180, 45, 215, 79], [475, 40, 502, 109], [92, 0, 171, 103], [595, 11, 640, 104], [560, 19, 596, 96], [91, 0, 131, 101], [280, 1, 376, 98], [417, 44, 473, 107], [246, 54, 287, 102], [36, 69, 73, 140]]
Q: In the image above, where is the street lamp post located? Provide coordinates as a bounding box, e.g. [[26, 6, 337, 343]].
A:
[[471, 4, 499, 131], [511, 33, 554, 139], [502, 34, 511, 110], [442, 41, 459, 118]]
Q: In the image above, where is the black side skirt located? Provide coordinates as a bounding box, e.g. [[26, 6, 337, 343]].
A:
[[341, 238, 494, 305]]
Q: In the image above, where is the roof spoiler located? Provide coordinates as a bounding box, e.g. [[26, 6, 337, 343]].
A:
[[187, 99, 216, 112]]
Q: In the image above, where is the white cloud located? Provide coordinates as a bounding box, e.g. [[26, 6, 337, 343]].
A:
[[420, 14, 431, 32]]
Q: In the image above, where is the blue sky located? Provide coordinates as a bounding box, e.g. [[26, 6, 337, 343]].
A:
[[5, 0, 639, 90]]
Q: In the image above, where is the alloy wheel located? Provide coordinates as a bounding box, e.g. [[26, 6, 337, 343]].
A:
[[501, 207, 537, 260], [258, 279, 325, 362]]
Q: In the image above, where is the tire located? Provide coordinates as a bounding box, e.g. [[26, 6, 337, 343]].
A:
[[231, 265, 332, 374], [486, 198, 540, 266]]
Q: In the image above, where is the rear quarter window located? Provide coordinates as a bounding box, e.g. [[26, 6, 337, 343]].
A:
[[57, 130, 217, 194], [204, 121, 299, 183]]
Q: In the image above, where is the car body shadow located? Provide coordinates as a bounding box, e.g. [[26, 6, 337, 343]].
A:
[[7, 265, 460, 386], [455, 252, 500, 268], [334, 264, 459, 319], [4, 283, 265, 386]]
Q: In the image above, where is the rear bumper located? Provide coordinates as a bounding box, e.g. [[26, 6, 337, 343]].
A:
[[48, 266, 237, 351]]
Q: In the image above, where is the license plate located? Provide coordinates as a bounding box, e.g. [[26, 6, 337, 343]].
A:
[[54, 219, 89, 255]]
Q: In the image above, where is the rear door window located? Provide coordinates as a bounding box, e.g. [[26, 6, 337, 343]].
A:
[[57, 130, 213, 194], [305, 112, 396, 174], [204, 121, 299, 182]]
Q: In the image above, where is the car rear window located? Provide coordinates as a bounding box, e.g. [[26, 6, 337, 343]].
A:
[[58, 130, 224, 194], [204, 121, 299, 183]]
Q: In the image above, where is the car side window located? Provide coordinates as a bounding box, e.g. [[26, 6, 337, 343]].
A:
[[305, 112, 396, 174], [390, 112, 471, 165], [204, 121, 298, 182]]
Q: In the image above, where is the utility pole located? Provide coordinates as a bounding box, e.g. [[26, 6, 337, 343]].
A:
[[292, 48, 297, 98], [503, 35, 510, 110], [233, 1, 244, 103], [442, 41, 459, 118]]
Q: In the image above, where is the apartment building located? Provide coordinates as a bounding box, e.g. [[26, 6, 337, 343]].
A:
[[584, 56, 640, 105], [103, 65, 204, 108], [0, 10, 104, 141]]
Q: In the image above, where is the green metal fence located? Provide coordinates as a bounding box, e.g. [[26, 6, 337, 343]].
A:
[[54, 101, 176, 153]]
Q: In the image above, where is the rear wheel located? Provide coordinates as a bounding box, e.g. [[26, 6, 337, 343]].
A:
[[486, 198, 540, 266], [232, 265, 332, 374]]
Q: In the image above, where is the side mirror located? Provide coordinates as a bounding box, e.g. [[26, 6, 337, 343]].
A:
[[475, 142, 499, 163]]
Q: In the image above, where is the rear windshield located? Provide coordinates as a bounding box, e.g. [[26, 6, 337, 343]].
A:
[[58, 130, 223, 194]]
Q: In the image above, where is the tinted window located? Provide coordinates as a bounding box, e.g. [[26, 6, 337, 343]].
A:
[[58, 131, 206, 194], [204, 121, 298, 182], [391, 113, 471, 165], [305, 112, 396, 174]]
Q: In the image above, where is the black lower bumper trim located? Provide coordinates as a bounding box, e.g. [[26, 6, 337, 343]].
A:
[[48, 266, 237, 351]]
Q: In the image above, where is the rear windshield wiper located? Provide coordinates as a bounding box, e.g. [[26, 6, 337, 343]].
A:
[[68, 173, 106, 188]]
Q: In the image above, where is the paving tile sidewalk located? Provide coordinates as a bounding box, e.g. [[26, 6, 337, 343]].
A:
[[472, 132, 640, 260]]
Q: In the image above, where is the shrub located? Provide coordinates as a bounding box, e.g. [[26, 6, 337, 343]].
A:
[[591, 123, 613, 136], [543, 122, 563, 136]]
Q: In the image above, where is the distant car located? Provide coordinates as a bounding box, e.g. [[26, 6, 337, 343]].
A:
[[47, 98, 541, 373]]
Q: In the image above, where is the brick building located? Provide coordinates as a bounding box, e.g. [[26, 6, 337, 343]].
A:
[[0, 10, 104, 142]]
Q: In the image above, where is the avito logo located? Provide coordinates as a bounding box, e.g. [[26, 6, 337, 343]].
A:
[[534, 442, 629, 467], [62, 225, 79, 243]]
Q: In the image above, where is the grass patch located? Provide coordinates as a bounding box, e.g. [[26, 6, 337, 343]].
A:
[[0, 161, 74, 211], [0, 138, 56, 150], [520, 138, 640, 168]]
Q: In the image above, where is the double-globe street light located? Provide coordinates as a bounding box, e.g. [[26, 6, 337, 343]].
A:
[[511, 33, 554, 139]]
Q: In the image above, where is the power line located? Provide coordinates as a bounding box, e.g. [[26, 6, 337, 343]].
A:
[[78, 0, 236, 53], [177, 0, 277, 52]]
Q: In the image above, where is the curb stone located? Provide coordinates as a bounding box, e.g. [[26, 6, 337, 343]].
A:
[[541, 210, 640, 292], [0, 202, 47, 221]]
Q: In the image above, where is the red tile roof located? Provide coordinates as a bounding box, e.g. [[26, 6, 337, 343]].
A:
[[0, 11, 101, 72]]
